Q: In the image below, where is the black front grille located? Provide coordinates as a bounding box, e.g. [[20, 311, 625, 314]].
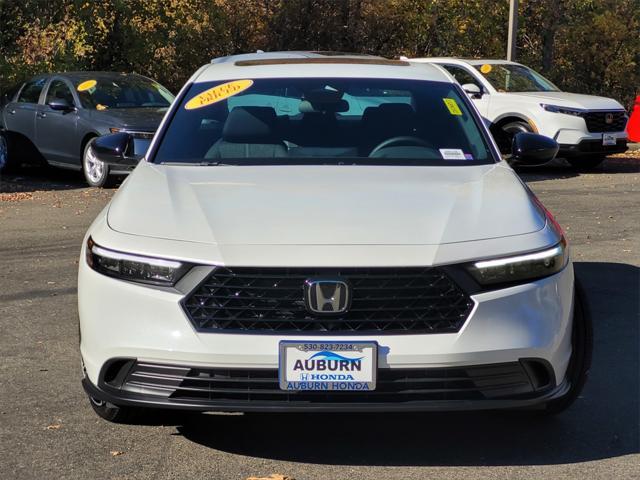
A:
[[182, 267, 474, 334], [111, 361, 549, 404], [583, 111, 627, 132]]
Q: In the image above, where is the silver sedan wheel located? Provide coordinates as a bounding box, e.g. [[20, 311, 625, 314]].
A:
[[0, 135, 8, 171], [83, 143, 105, 184]]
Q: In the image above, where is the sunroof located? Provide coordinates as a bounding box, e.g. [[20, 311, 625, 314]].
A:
[[235, 58, 409, 67]]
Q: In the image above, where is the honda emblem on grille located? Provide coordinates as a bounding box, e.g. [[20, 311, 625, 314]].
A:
[[304, 279, 351, 314], [605, 113, 614, 124]]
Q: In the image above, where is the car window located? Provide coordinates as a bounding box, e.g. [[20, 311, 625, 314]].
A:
[[153, 77, 494, 165], [475, 63, 559, 92], [17, 78, 47, 104], [45, 80, 75, 106], [75, 76, 174, 110], [441, 65, 481, 88]]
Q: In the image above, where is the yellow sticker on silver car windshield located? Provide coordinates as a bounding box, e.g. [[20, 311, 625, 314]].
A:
[[77, 80, 97, 92], [185, 79, 254, 110], [480, 64, 492, 74], [443, 98, 463, 116]]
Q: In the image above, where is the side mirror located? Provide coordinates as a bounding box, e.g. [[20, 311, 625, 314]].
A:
[[511, 132, 559, 166], [91, 132, 140, 166], [48, 98, 75, 112], [461, 83, 483, 98]]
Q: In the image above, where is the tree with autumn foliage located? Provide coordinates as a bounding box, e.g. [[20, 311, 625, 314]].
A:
[[0, 0, 638, 107]]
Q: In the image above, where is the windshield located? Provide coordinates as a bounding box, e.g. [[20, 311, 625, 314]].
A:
[[475, 64, 560, 92], [153, 77, 494, 165], [76, 76, 174, 110]]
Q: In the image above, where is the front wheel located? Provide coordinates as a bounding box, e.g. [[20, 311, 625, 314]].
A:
[[541, 278, 593, 415], [496, 120, 533, 154], [566, 155, 606, 171], [88, 395, 143, 423], [82, 139, 113, 187], [0, 131, 17, 173]]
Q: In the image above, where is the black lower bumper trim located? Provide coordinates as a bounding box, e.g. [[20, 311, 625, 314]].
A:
[[559, 138, 628, 157], [83, 359, 569, 412]]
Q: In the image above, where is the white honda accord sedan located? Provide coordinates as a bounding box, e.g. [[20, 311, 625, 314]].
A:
[[78, 51, 591, 422]]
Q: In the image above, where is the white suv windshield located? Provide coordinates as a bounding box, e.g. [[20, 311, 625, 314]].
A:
[[153, 77, 495, 165], [475, 64, 560, 93]]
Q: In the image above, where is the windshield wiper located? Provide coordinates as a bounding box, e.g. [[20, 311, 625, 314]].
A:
[[158, 161, 233, 166]]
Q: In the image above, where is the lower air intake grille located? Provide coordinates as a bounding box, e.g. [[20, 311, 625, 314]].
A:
[[111, 361, 549, 404], [181, 267, 474, 334]]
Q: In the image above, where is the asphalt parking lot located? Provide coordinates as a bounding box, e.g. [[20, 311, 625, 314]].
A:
[[1, 155, 638, 480]]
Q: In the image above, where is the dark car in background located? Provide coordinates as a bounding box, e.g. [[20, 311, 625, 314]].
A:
[[0, 72, 174, 186]]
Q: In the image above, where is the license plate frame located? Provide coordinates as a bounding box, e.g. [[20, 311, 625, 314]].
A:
[[278, 341, 377, 391], [602, 133, 617, 146]]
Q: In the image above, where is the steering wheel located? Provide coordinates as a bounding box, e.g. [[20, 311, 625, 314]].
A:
[[369, 136, 432, 157]]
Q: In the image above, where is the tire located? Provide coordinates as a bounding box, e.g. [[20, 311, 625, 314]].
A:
[[541, 278, 593, 415], [82, 138, 113, 187], [0, 131, 18, 173], [88, 395, 143, 424], [496, 120, 533, 154], [566, 155, 606, 171]]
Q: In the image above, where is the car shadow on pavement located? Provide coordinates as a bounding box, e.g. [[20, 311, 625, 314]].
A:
[[0, 165, 121, 192], [175, 261, 639, 466], [520, 156, 639, 183]]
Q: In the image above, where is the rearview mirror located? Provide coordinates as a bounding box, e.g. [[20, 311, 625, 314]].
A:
[[48, 98, 75, 112], [91, 132, 140, 166], [511, 132, 559, 166], [461, 83, 482, 98]]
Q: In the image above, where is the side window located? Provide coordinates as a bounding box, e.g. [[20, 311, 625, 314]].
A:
[[17, 78, 46, 104], [442, 65, 481, 89], [45, 80, 75, 106]]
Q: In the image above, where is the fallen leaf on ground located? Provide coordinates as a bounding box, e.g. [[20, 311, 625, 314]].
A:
[[46, 424, 62, 430], [246, 475, 294, 480], [110, 450, 125, 457]]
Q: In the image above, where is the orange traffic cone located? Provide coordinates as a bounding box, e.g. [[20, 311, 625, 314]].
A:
[[627, 94, 640, 142]]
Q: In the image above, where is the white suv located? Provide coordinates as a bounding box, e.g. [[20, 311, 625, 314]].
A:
[[79, 52, 591, 422], [411, 58, 628, 169]]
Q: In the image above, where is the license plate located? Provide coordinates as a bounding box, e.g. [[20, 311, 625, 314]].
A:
[[603, 133, 616, 146], [279, 341, 377, 391]]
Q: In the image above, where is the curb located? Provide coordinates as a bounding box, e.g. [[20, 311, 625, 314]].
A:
[[627, 142, 640, 151]]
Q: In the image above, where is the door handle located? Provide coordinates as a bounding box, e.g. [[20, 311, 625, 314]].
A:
[[37, 112, 46, 119], [8, 109, 15, 115]]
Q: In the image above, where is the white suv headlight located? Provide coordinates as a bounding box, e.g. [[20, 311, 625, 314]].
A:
[[467, 238, 568, 285], [86, 237, 191, 286], [540, 104, 585, 117]]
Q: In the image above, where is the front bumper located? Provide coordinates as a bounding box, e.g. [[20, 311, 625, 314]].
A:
[[78, 251, 575, 411]]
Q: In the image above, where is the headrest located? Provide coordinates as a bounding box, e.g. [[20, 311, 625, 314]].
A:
[[222, 106, 278, 143], [363, 103, 414, 124], [378, 103, 414, 116]]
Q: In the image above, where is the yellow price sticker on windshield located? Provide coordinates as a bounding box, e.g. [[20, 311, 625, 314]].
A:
[[77, 80, 97, 92], [443, 98, 462, 116], [185, 79, 254, 110], [480, 64, 492, 74]]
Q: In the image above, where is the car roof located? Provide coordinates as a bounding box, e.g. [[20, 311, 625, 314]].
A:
[[49, 71, 153, 82], [411, 57, 523, 67], [195, 51, 451, 83]]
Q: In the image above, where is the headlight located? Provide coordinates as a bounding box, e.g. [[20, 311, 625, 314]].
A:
[[467, 238, 568, 285], [540, 104, 585, 117], [86, 237, 191, 286]]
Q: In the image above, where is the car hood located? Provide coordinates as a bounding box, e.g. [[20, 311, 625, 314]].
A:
[[513, 91, 624, 110], [107, 162, 545, 246], [92, 107, 168, 131]]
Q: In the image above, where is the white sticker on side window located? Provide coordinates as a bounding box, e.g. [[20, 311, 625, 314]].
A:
[[439, 149, 467, 160]]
